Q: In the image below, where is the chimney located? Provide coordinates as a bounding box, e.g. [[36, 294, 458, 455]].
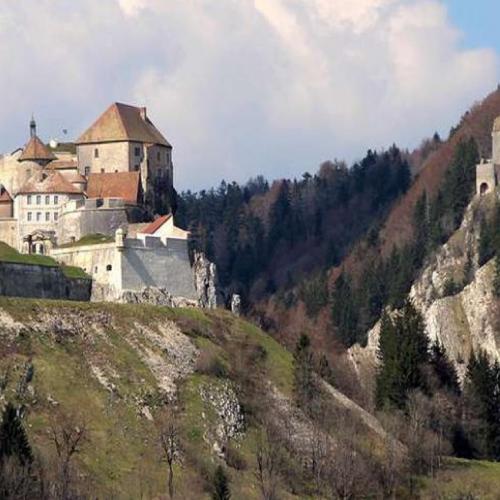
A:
[[140, 107, 147, 121]]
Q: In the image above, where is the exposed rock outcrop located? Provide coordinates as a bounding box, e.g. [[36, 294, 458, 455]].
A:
[[349, 193, 500, 383], [193, 252, 218, 309]]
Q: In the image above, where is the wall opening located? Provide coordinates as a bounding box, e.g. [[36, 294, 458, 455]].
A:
[[480, 182, 490, 196]]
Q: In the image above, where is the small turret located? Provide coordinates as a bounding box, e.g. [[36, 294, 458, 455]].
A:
[[115, 227, 126, 251], [30, 115, 36, 138]]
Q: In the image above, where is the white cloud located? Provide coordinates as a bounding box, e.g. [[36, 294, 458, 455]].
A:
[[117, 0, 149, 17], [0, 0, 497, 189]]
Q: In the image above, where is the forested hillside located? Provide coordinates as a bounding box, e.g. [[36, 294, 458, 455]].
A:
[[177, 145, 413, 305]]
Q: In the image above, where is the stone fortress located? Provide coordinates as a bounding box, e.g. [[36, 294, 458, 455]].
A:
[[0, 103, 215, 305], [476, 116, 500, 196]]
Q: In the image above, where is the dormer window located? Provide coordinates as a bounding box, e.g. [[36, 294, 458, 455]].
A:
[[94, 148, 99, 158]]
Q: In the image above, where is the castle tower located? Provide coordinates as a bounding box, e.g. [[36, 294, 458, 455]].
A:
[[18, 117, 56, 167], [492, 117, 500, 166], [476, 116, 500, 196]]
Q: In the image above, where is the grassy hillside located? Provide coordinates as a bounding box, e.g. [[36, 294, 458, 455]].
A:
[[0, 299, 323, 499]]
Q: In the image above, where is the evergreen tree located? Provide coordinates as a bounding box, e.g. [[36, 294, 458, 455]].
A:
[[463, 351, 500, 459], [493, 254, 500, 297], [293, 334, 317, 409], [0, 403, 33, 466], [429, 341, 460, 394], [478, 215, 494, 266], [376, 301, 429, 409], [212, 465, 231, 500], [443, 138, 479, 229], [331, 273, 359, 347]]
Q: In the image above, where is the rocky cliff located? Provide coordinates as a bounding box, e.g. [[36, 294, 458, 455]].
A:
[[349, 192, 500, 384]]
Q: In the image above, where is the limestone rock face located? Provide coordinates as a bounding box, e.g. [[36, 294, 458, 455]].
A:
[[117, 287, 197, 308], [193, 252, 218, 309], [230, 294, 241, 316], [349, 194, 500, 384]]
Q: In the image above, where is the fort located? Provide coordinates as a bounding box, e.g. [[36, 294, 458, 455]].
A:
[[0, 103, 215, 305], [476, 117, 500, 196]]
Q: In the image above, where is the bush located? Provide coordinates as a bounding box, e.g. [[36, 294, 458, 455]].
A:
[[195, 351, 228, 378]]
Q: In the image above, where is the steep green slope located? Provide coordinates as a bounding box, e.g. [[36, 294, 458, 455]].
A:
[[0, 299, 306, 498]]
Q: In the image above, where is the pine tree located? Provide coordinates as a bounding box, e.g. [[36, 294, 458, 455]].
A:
[[331, 273, 359, 346], [0, 403, 33, 466], [429, 341, 460, 394], [293, 334, 317, 409], [376, 302, 429, 409], [478, 216, 494, 266], [463, 351, 500, 459], [493, 254, 500, 297], [212, 465, 231, 500]]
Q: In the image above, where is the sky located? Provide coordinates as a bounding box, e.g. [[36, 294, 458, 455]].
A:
[[0, 1, 498, 190]]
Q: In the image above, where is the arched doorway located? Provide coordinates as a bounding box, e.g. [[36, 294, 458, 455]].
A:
[[480, 182, 490, 196]]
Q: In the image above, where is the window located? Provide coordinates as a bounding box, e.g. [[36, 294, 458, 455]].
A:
[[27, 195, 32, 205], [36, 212, 41, 222], [94, 148, 99, 158], [84, 166, 90, 176], [94, 266, 98, 273], [134, 165, 140, 171], [134, 146, 141, 157], [36, 195, 41, 205], [27, 212, 32, 221], [45, 195, 50, 205], [157, 151, 161, 161], [54, 195, 59, 205], [45, 212, 50, 221], [106, 265, 112, 271], [101, 168, 105, 173], [26, 169, 31, 178], [54, 212, 59, 221]]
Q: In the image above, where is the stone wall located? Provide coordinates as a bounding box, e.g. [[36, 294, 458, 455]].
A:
[[476, 161, 497, 195], [51, 235, 198, 302], [0, 262, 91, 301], [51, 242, 119, 288], [121, 237, 197, 300], [0, 151, 42, 196], [493, 130, 500, 165], [0, 219, 18, 248], [57, 199, 129, 244], [77, 142, 134, 175]]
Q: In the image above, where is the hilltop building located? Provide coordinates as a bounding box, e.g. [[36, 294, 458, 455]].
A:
[[0, 104, 212, 305], [476, 117, 500, 196]]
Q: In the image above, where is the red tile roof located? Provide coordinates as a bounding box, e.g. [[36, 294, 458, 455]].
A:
[[86, 172, 141, 204], [46, 159, 78, 170], [0, 187, 12, 203], [19, 135, 56, 162], [18, 171, 82, 195], [76, 103, 171, 147], [142, 214, 172, 234]]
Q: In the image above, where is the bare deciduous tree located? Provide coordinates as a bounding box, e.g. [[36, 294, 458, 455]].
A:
[[50, 417, 88, 500], [157, 407, 179, 500], [255, 425, 282, 500]]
